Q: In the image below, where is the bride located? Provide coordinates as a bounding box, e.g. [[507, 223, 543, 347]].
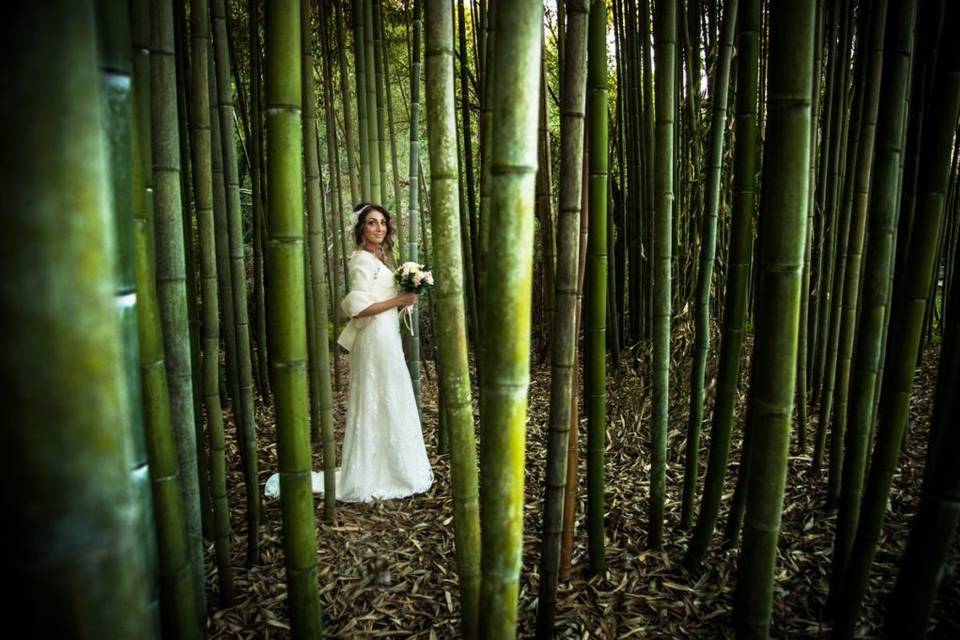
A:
[[334, 202, 434, 501], [265, 202, 433, 502]]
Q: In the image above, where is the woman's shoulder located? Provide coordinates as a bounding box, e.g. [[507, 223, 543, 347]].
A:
[[350, 249, 383, 273]]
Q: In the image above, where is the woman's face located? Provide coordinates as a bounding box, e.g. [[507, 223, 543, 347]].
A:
[[361, 210, 388, 247]]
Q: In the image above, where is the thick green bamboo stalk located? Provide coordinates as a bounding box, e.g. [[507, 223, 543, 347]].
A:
[[732, 3, 814, 637], [535, 2, 589, 632], [2, 4, 154, 636], [130, 1, 201, 633], [189, 0, 234, 603], [649, 0, 677, 550], [833, 3, 956, 636], [407, 0, 424, 411], [424, 2, 481, 636], [478, 6, 542, 635], [211, 0, 260, 566], [302, 0, 337, 524], [584, 0, 609, 572], [681, 0, 738, 530], [97, 0, 161, 627], [149, 0, 205, 617], [264, 2, 324, 636], [683, 0, 761, 571]]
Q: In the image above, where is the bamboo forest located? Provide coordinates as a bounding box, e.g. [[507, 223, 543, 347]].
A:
[[6, 0, 960, 638]]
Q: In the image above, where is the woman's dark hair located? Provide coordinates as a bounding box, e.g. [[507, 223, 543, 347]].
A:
[[352, 202, 395, 260]]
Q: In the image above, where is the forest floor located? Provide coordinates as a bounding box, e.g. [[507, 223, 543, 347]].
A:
[[205, 335, 959, 639]]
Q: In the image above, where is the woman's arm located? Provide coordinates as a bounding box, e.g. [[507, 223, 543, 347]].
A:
[[354, 292, 418, 318]]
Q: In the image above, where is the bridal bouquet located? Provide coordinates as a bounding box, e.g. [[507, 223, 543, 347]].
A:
[[394, 262, 433, 335], [394, 261, 434, 294]]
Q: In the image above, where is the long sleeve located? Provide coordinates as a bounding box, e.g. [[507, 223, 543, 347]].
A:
[[337, 252, 385, 352], [341, 255, 378, 320]]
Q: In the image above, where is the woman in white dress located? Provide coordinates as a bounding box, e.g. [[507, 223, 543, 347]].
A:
[[331, 202, 434, 502]]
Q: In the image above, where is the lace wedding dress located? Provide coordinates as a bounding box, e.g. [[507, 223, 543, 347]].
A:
[[266, 249, 433, 502]]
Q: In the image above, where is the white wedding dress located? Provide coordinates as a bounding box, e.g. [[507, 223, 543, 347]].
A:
[[266, 249, 433, 502]]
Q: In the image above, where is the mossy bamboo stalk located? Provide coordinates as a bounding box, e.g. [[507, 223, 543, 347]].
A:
[[2, 3, 157, 635], [97, 0, 162, 626], [476, 3, 542, 636], [424, 2, 482, 635], [130, 1, 202, 633], [264, 1, 324, 636], [149, 0, 205, 616]]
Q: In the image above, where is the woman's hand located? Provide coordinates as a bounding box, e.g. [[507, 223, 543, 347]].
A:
[[395, 292, 419, 308]]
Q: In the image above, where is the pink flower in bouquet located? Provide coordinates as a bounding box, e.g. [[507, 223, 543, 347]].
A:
[[395, 261, 434, 294]]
